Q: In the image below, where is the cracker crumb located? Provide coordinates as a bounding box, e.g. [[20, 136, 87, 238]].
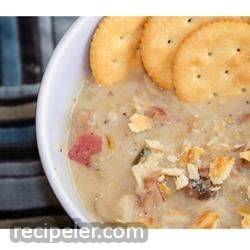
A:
[[209, 156, 235, 185], [128, 113, 153, 133], [237, 205, 250, 229], [193, 211, 220, 229], [237, 205, 250, 218], [240, 150, 250, 162], [175, 174, 189, 190], [241, 217, 250, 229], [145, 139, 164, 152], [159, 167, 185, 177], [181, 146, 204, 165], [187, 163, 200, 181], [132, 150, 164, 192]]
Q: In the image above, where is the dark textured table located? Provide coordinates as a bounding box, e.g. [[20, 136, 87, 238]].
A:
[[0, 17, 77, 228]]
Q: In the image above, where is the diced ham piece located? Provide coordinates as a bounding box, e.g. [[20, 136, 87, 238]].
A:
[[149, 106, 179, 124], [237, 113, 250, 124], [68, 132, 102, 166]]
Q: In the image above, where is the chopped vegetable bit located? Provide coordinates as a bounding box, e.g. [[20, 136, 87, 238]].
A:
[[106, 135, 115, 152], [158, 182, 172, 201], [133, 147, 150, 165], [193, 211, 220, 229], [128, 113, 153, 133]]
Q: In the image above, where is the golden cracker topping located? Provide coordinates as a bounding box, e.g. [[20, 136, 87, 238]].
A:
[[181, 146, 204, 165], [240, 150, 250, 162], [209, 156, 235, 185], [128, 113, 153, 133], [241, 217, 250, 229], [237, 205, 250, 218], [193, 211, 220, 229], [173, 20, 250, 102]]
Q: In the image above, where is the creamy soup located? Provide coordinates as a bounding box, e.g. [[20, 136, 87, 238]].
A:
[[68, 73, 250, 228]]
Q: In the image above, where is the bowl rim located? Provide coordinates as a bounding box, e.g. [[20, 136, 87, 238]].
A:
[[36, 17, 90, 224]]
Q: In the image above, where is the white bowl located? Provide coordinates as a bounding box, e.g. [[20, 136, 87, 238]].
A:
[[36, 17, 102, 224]]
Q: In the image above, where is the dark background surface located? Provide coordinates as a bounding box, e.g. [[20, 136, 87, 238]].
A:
[[0, 17, 77, 228]]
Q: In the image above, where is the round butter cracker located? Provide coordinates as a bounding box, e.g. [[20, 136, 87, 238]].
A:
[[173, 20, 250, 102], [90, 17, 147, 86], [140, 17, 214, 89]]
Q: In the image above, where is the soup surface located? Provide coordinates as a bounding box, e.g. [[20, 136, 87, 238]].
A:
[[68, 74, 250, 228]]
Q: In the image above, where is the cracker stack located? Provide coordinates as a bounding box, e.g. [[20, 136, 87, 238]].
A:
[[89, 17, 250, 102]]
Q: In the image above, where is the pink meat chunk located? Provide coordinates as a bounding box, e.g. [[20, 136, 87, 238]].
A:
[[68, 132, 102, 166]]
